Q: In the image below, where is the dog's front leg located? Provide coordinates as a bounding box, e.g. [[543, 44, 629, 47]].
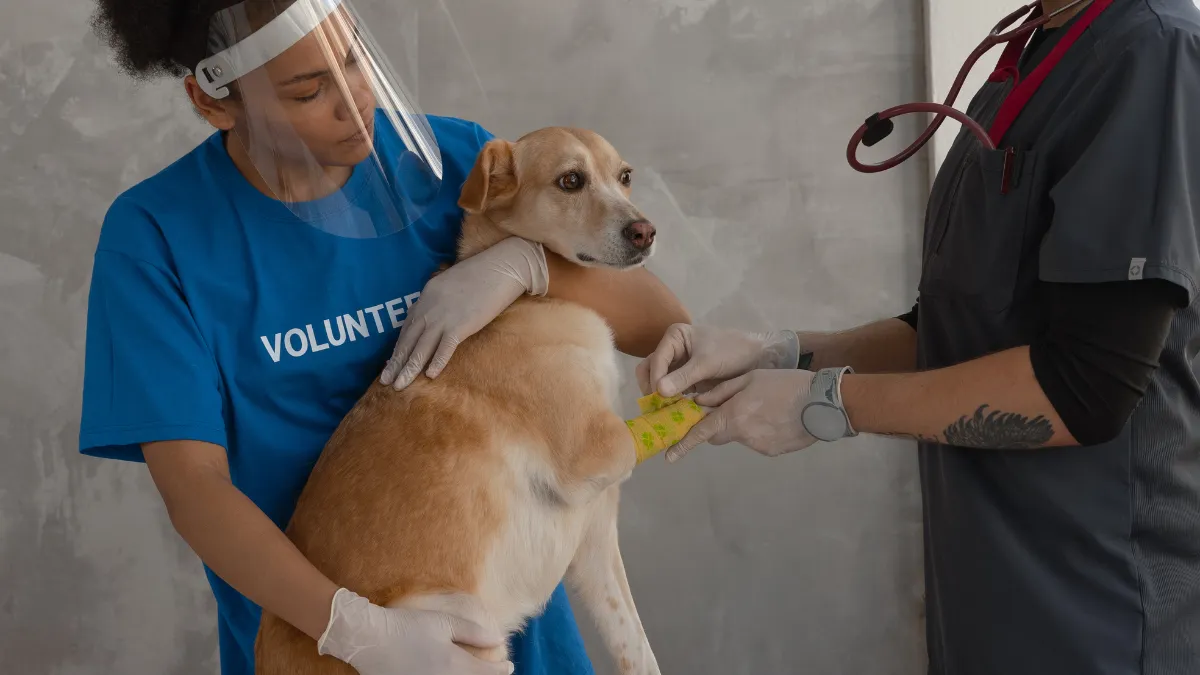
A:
[[565, 486, 661, 675]]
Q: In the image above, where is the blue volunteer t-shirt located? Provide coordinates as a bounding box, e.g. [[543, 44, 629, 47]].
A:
[[79, 111, 595, 675]]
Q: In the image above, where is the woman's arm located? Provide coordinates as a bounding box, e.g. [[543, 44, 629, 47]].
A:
[[657, 279, 1182, 459], [143, 440, 339, 640], [383, 240, 690, 389], [842, 280, 1184, 449], [841, 346, 1076, 448], [544, 251, 691, 358], [794, 318, 917, 374], [143, 440, 511, 673]]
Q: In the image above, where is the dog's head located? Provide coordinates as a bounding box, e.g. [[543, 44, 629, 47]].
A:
[[457, 127, 655, 269]]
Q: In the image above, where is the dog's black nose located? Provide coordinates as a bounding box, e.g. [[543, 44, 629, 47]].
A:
[[622, 220, 656, 250]]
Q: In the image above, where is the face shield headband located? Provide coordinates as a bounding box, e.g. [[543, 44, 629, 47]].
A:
[[193, 0, 443, 238]]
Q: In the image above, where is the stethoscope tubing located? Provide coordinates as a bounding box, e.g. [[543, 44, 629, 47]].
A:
[[846, 0, 1094, 174]]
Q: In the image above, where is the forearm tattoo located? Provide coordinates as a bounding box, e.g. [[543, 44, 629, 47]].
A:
[[797, 349, 814, 370], [941, 404, 1054, 449], [879, 405, 1054, 449]]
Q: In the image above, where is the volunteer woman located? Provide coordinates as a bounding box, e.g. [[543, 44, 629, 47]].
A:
[[641, 1, 1200, 673], [78, 1, 688, 674]]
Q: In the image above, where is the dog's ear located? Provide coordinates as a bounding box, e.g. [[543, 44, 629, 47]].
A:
[[458, 139, 517, 214]]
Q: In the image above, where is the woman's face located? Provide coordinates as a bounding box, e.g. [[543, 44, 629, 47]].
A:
[[225, 12, 379, 169]]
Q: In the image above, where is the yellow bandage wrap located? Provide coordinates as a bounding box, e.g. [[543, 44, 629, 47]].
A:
[[625, 393, 707, 463], [636, 392, 681, 415]]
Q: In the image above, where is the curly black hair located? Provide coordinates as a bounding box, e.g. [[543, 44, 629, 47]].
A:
[[90, 0, 284, 80]]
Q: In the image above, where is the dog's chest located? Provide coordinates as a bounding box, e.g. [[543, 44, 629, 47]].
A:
[[476, 468, 596, 632], [577, 339, 621, 408]]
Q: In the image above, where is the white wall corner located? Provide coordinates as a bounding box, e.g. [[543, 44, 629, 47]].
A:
[[923, 0, 1001, 185]]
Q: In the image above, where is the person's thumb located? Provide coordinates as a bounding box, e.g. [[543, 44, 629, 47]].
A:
[[444, 614, 506, 650], [658, 358, 711, 398], [665, 410, 723, 463]]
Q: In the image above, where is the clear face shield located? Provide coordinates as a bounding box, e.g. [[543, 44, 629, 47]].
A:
[[195, 0, 441, 238]]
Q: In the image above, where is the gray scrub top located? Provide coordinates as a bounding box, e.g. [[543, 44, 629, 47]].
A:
[[916, 1, 1200, 674]]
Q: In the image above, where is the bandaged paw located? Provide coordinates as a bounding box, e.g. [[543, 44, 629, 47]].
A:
[[625, 393, 707, 463]]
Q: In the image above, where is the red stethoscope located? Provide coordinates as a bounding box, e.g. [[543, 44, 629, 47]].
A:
[[846, 0, 1112, 175]]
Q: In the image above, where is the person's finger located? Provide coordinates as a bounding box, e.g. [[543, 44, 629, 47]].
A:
[[693, 373, 752, 408], [425, 333, 463, 379], [381, 317, 426, 385], [451, 650, 515, 675], [702, 405, 740, 448], [645, 329, 688, 393], [443, 614, 506, 650], [392, 328, 442, 390], [635, 358, 652, 396], [658, 356, 717, 398], [665, 411, 724, 463]]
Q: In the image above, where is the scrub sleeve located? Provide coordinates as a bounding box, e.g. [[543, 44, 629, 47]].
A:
[[1039, 29, 1200, 301]]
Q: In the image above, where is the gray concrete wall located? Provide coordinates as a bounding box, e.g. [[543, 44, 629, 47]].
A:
[[0, 0, 930, 672]]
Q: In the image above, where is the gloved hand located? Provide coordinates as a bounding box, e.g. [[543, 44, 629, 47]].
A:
[[636, 324, 801, 398], [381, 237, 549, 390], [662, 369, 817, 463], [317, 588, 514, 675]]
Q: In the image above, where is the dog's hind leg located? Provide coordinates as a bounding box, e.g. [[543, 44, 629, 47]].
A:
[[565, 486, 661, 675]]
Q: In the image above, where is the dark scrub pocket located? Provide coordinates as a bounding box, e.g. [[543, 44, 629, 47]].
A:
[[919, 147, 1039, 315]]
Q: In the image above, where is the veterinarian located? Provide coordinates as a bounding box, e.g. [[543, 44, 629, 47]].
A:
[[77, 1, 688, 674], [641, 0, 1200, 673]]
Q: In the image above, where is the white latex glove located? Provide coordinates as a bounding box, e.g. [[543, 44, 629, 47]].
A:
[[662, 369, 817, 463], [317, 588, 514, 675], [636, 324, 801, 398], [381, 237, 549, 390]]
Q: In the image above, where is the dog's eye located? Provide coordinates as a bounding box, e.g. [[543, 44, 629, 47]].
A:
[[558, 171, 584, 191], [619, 168, 632, 186]]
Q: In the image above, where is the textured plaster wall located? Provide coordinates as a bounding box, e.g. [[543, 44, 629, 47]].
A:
[[0, 0, 929, 672]]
